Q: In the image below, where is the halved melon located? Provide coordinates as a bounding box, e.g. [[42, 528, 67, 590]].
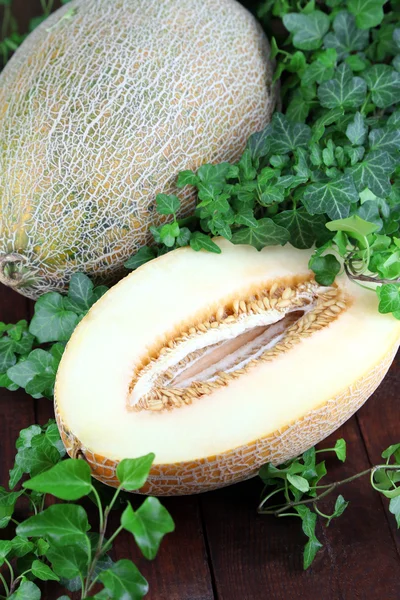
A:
[[55, 240, 400, 495]]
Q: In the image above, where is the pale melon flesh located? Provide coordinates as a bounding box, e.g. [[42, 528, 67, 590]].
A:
[[55, 240, 400, 495], [0, 0, 274, 298]]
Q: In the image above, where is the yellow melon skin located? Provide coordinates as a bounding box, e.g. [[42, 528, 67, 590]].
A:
[[54, 240, 400, 496], [0, 0, 275, 299]]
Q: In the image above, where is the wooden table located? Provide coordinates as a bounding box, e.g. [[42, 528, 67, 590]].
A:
[[1, 283, 399, 600]]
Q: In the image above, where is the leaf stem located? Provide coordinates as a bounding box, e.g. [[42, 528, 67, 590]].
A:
[[91, 485, 105, 532], [0, 574, 9, 597]]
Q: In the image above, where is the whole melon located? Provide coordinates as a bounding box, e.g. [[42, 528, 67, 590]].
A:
[[0, 0, 275, 299]]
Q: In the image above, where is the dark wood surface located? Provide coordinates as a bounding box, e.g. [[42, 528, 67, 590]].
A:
[[1, 284, 400, 600], [1, 2, 400, 598]]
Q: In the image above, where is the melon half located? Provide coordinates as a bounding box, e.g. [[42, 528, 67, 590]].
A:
[[0, 0, 274, 299], [55, 240, 400, 495]]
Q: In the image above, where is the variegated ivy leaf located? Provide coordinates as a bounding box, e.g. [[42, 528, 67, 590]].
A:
[[346, 149, 396, 197], [231, 218, 289, 251], [318, 64, 367, 109], [323, 11, 369, 59], [303, 174, 358, 219]]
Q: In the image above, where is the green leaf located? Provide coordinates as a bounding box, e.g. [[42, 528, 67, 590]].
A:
[[303, 174, 358, 219], [326, 214, 379, 244], [35, 539, 50, 557], [156, 194, 181, 215], [331, 495, 349, 521], [124, 247, 156, 271], [323, 11, 369, 58], [15, 434, 61, 478], [0, 337, 17, 371], [334, 439, 347, 462], [231, 218, 290, 251], [381, 444, 400, 462], [274, 209, 326, 249], [176, 170, 199, 187], [17, 504, 90, 547], [29, 293, 78, 343], [348, 0, 386, 29], [159, 222, 180, 247], [346, 150, 395, 197], [10, 537, 34, 558], [24, 459, 92, 501], [369, 127, 400, 155], [283, 11, 330, 50], [377, 284, 400, 314], [116, 454, 155, 491], [389, 496, 400, 527], [287, 474, 310, 493], [0, 540, 12, 566], [238, 149, 257, 181], [259, 185, 285, 206], [309, 254, 341, 285], [346, 112, 367, 145], [121, 498, 175, 560], [189, 232, 221, 254], [362, 65, 400, 108], [98, 559, 148, 600], [318, 64, 367, 109], [31, 559, 60, 581], [46, 545, 89, 579], [295, 505, 323, 569], [268, 113, 311, 154], [67, 274, 94, 312], [9, 580, 41, 600]]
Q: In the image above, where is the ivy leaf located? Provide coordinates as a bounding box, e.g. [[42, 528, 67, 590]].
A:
[[0, 337, 17, 372], [326, 495, 349, 525], [31, 559, 60, 581], [10, 537, 34, 558], [246, 128, 271, 161], [124, 247, 156, 271], [259, 185, 285, 206], [46, 545, 89, 579], [346, 150, 395, 197], [156, 194, 181, 215], [362, 65, 400, 108], [24, 459, 92, 501], [98, 559, 148, 600], [8, 348, 60, 398], [334, 439, 347, 462], [287, 474, 310, 493], [116, 454, 155, 491], [0, 487, 21, 529], [369, 127, 400, 155], [295, 505, 323, 569], [176, 170, 199, 187], [66, 273, 94, 312], [389, 496, 400, 527], [268, 113, 311, 154], [121, 499, 175, 560], [189, 232, 221, 254], [318, 64, 367, 109], [234, 207, 258, 228], [9, 580, 41, 600], [309, 254, 341, 285], [346, 112, 367, 145], [323, 11, 369, 58], [303, 174, 358, 219], [159, 222, 180, 248], [274, 209, 326, 249], [283, 11, 330, 50], [0, 540, 12, 566], [15, 434, 61, 479], [29, 293, 78, 344], [377, 284, 400, 314], [17, 504, 90, 547], [348, 0, 387, 29], [231, 218, 290, 251]]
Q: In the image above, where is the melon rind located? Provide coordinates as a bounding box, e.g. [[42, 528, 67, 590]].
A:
[[0, 0, 275, 298]]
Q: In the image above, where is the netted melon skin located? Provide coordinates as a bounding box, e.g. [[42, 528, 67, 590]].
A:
[[0, 0, 275, 299], [55, 342, 399, 496]]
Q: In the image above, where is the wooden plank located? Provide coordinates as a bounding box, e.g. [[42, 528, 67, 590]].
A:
[[356, 352, 400, 554], [201, 411, 400, 600]]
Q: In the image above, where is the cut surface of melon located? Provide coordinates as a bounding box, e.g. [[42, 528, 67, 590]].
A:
[[55, 240, 400, 495]]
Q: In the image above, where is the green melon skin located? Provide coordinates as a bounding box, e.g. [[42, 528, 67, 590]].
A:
[[0, 0, 275, 299]]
